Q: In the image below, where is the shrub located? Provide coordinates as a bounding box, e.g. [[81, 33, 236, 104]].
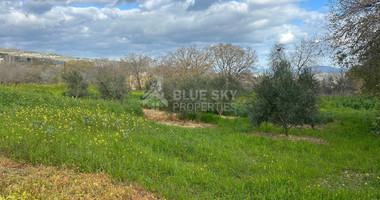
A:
[[208, 75, 242, 115], [178, 112, 221, 124], [97, 74, 129, 102], [162, 75, 210, 115], [62, 71, 89, 98], [250, 61, 320, 136], [336, 95, 379, 110], [200, 113, 221, 124]]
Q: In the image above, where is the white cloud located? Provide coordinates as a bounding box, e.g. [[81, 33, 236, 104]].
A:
[[279, 32, 295, 43], [0, 0, 328, 66]]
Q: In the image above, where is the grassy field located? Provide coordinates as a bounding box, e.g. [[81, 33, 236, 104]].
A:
[[0, 84, 379, 199]]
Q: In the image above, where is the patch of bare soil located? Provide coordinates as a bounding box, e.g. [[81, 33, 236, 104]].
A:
[[220, 115, 237, 119], [0, 155, 158, 200], [143, 109, 216, 128], [250, 132, 328, 144]]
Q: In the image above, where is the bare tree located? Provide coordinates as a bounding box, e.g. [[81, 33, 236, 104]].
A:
[[269, 40, 323, 79], [121, 53, 152, 90], [290, 39, 323, 80], [327, 0, 380, 96], [166, 45, 212, 77], [150, 55, 174, 80], [208, 43, 258, 79], [92, 58, 111, 68], [327, 0, 380, 66]]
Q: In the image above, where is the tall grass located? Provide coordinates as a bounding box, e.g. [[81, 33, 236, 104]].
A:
[[0, 85, 379, 199]]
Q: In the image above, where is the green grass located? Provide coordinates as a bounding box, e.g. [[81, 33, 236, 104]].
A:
[[0, 85, 379, 199]]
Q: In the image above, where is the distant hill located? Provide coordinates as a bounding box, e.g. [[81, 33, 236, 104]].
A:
[[0, 48, 75, 62], [313, 66, 348, 74]]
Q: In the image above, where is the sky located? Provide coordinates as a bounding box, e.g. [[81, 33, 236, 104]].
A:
[[0, 0, 330, 67]]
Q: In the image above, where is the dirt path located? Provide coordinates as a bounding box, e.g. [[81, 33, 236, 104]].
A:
[[143, 109, 216, 128], [0, 155, 158, 200]]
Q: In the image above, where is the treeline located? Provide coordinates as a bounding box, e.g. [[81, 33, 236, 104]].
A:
[[0, 43, 258, 89], [0, 42, 355, 96]]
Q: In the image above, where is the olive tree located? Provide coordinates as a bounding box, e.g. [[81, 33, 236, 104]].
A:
[[62, 71, 89, 98], [250, 60, 319, 136], [97, 65, 130, 102]]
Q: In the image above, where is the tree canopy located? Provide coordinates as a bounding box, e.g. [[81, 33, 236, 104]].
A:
[[250, 60, 319, 136]]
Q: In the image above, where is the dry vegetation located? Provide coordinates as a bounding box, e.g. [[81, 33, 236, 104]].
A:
[[143, 109, 216, 128], [0, 155, 158, 200]]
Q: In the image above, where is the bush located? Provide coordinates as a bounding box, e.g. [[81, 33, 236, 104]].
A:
[[336, 95, 379, 110], [97, 74, 129, 102], [226, 93, 255, 117], [315, 112, 335, 124], [250, 61, 320, 136], [200, 113, 221, 124], [178, 112, 221, 124], [62, 71, 89, 98], [162, 75, 209, 115], [208, 75, 242, 115]]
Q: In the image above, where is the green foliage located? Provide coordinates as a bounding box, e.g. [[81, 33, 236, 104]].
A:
[[179, 112, 221, 124], [162, 75, 206, 114], [97, 74, 130, 102], [209, 75, 242, 115], [185, 112, 198, 120], [200, 113, 221, 124], [371, 114, 380, 136], [317, 112, 335, 124], [224, 93, 255, 117], [336, 95, 379, 110], [347, 58, 380, 97], [297, 67, 320, 125], [62, 71, 89, 98], [250, 61, 319, 135]]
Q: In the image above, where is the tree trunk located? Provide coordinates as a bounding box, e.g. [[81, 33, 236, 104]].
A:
[[285, 127, 289, 136], [136, 73, 142, 91]]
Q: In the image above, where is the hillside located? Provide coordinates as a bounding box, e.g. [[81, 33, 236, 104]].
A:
[[0, 48, 75, 62]]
